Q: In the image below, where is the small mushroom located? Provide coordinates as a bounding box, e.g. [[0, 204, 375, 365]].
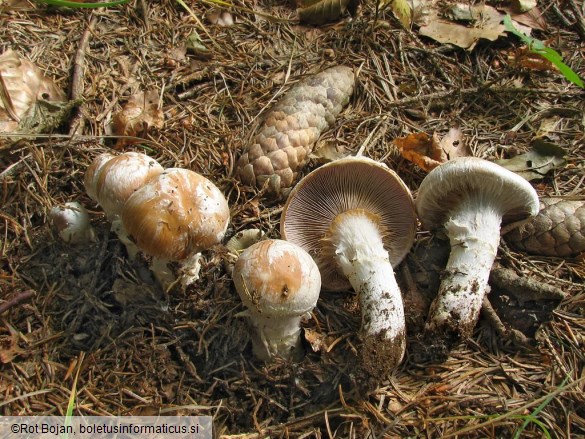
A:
[[233, 239, 321, 361], [415, 157, 539, 361], [280, 156, 417, 375], [84, 152, 164, 258], [121, 167, 230, 289], [49, 202, 96, 244]]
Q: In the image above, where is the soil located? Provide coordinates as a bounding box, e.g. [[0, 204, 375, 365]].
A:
[[1, 0, 584, 437]]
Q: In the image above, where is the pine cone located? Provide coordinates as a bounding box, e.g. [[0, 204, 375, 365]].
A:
[[505, 198, 585, 257], [235, 65, 355, 196]]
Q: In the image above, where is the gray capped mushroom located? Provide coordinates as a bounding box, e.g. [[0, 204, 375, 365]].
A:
[[233, 239, 321, 361], [415, 157, 540, 361], [281, 156, 417, 376]]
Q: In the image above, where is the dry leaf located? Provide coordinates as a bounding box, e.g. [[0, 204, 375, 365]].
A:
[[0, 49, 66, 133], [207, 10, 235, 26], [439, 127, 470, 160], [310, 140, 349, 163], [112, 90, 164, 149], [418, 5, 505, 50], [394, 132, 443, 172], [498, 5, 545, 30], [383, 0, 411, 28], [0, 324, 23, 364], [509, 46, 555, 72], [297, 0, 352, 25], [512, 0, 537, 13], [303, 328, 326, 352], [494, 140, 566, 181], [395, 129, 469, 171]]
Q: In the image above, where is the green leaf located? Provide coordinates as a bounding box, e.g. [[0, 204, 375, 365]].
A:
[[504, 15, 584, 89], [495, 139, 566, 181], [32, 0, 129, 8]]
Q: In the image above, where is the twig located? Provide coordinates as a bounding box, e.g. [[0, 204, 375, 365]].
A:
[[489, 267, 567, 302], [69, 14, 97, 135], [567, 0, 585, 41], [385, 85, 579, 110], [481, 296, 530, 346], [0, 290, 35, 315]]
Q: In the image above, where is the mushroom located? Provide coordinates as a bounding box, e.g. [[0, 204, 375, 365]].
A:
[[415, 157, 540, 360], [121, 167, 230, 289], [233, 239, 321, 361], [49, 202, 96, 245], [280, 156, 417, 375], [84, 152, 164, 258]]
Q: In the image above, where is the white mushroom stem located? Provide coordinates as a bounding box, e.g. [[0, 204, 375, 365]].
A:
[[149, 252, 202, 292], [244, 312, 307, 361], [111, 217, 141, 261], [328, 209, 406, 369], [425, 200, 502, 340]]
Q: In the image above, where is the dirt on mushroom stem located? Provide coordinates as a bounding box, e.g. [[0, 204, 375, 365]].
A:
[[420, 199, 503, 361]]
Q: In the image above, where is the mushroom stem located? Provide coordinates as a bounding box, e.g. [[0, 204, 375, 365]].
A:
[[328, 209, 406, 371], [111, 217, 140, 260], [246, 313, 305, 361], [425, 200, 502, 347]]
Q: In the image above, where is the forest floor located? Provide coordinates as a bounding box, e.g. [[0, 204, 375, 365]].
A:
[[1, 0, 584, 437]]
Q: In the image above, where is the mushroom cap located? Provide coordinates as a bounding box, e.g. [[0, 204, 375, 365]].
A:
[[416, 157, 540, 231], [233, 239, 321, 317], [84, 152, 164, 218], [121, 168, 230, 260], [281, 156, 417, 291], [49, 201, 95, 244]]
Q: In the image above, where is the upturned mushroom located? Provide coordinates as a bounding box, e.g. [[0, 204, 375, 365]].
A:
[[49, 202, 96, 245], [121, 167, 230, 289], [233, 239, 321, 361], [280, 156, 417, 375], [84, 151, 164, 258], [415, 157, 540, 361]]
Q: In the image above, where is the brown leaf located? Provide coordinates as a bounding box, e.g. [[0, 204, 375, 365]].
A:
[[509, 46, 555, 72], [207, 10, 235, 26], [418, 5, 505, 50], [0, 49, 66, 133], [297, 0, 352, 25], [310, 140, 349, 163], [112, 90, 164, 149], [0, 324, 22, 364], [395, 129, 469, 171], [439, 127, 470, 160], [498, 5, 545, 30], [394, 132, 444, 172]]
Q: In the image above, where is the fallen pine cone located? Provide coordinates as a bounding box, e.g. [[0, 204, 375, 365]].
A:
[[235, 65, 355, 197], [505, 198, 585, 257]]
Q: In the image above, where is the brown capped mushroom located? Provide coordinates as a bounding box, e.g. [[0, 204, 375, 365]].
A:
[[84, 152, 164, 259], [121, 167, 230, 289], [233, 239, 321, 361], [281, 156, 417, 376]]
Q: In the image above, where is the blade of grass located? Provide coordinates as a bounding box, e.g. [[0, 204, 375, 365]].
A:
[[32, 0, 129, 8], [503, 14, 584, 89], [61, 352, 84, 439], [512, 374, 571, 439], [175, 0, 220, 50], [438, 376, 585, 438]]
